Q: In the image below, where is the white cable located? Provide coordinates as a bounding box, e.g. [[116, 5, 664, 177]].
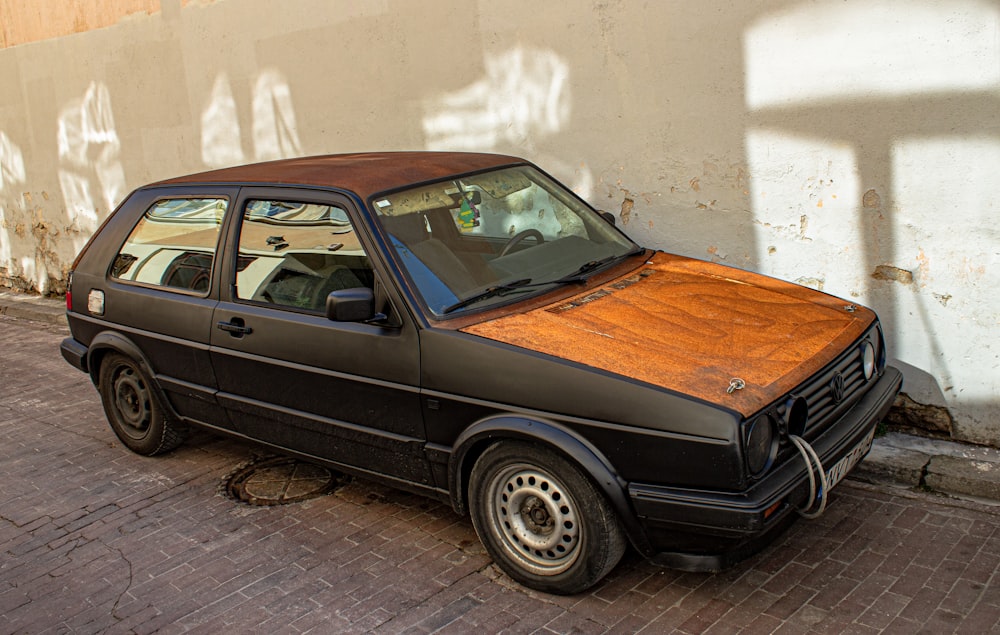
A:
[[789, 434, 829, 519]]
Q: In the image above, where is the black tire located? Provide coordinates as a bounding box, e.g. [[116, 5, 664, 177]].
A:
[[469, 441, 626, 594], [97, 352, 185, 456]]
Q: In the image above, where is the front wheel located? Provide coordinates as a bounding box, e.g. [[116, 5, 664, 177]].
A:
[[469, 441, 626, 594], [97, 352, 185, 456]]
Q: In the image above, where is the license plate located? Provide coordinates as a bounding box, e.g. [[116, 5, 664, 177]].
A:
[[825, 427, 876, 491]]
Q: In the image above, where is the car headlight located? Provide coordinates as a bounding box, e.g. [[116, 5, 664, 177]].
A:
[[746, 414, 778, 476], [861, 340, 876, 380]]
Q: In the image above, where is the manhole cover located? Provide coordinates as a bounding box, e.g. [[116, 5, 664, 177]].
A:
[[226, 456, 347, 505]]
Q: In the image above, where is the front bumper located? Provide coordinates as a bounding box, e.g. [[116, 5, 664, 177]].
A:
[[628, 365, 903, 571]]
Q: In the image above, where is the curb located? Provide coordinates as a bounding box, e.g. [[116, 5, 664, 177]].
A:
[[0, 291, 67, 327], [851, 432, 1000, 505], [1, 289, 997, 505]]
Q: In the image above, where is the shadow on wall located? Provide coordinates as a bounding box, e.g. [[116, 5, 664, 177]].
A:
[[743, 0, 999, 441], [201, 68, 303, 169], [422, 46, 593, 199]]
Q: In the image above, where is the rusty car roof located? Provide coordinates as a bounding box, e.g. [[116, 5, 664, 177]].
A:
[[152, 152, 525, 199]]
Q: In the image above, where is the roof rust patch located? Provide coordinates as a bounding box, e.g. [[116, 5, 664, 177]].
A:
[[153, 152, 524, 200]]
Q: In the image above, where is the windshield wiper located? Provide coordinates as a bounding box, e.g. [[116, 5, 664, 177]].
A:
[[441, 250, 642, 314], [442, 273, 589, 314], [552, 249, 642, 283], [442, 279, 535, 314]]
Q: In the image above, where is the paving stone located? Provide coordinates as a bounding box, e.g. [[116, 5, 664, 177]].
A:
[[4, 310, 1000, 633]]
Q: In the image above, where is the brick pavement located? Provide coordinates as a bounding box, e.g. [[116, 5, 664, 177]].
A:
[[2, 314, 1000, 634]]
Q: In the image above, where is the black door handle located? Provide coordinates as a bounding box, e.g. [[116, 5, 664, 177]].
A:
[[217, 319, 253, 336]]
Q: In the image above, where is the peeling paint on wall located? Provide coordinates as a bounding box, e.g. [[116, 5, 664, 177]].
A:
[[872, 264, 914, 284], [795, 276, 824, 291], [798, 214, 811, 241], [887, 392, 954, 437], [619, 197, 634, 225], [862, 188, 882, 209], [706, 245, 729, 262]]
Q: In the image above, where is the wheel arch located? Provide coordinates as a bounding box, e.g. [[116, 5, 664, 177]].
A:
[[86, 331, 182, 422], [448, 414, 653, 555]]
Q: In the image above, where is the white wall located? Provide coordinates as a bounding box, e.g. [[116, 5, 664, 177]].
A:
[[0, 0, 996, 444]]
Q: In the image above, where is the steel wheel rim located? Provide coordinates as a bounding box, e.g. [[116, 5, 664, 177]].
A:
[[112, 366, 151, 439], [488, 463, 581, 576]]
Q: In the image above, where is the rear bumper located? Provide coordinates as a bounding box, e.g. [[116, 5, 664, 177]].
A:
[[60, 337, 89, 373], [628, 365, 903, 570]]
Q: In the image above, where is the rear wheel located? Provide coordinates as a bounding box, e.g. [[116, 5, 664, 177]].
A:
[[469, 441, 626, 594], [97, 352, 185, 456]]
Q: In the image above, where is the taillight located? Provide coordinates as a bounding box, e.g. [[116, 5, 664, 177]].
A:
[[66, 271, 73, 311]]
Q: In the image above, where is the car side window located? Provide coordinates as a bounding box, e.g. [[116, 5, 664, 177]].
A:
[[110, 198, 227, 293], [234, 199, 373, 312]]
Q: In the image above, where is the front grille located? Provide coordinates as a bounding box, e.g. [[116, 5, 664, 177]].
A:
[[773, 326, 877, 440]]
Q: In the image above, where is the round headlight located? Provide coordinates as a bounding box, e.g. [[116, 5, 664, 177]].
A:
[[746, 414, 777, 475], [862, 340, 876, 380]]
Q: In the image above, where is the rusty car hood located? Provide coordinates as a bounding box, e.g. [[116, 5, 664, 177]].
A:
[[461, 252, 876, 418]]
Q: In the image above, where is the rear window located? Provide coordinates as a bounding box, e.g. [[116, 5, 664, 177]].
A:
[[110, 197, 227, 293]]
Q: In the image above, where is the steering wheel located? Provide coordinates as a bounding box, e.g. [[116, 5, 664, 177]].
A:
[[498, 229, 545, 258]]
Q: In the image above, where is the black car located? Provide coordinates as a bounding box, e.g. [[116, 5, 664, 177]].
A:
[[61, 152, 902, 594]]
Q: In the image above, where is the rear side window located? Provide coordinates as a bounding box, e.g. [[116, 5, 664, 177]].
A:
[[111, 198, 227, 293], [234, 199, 373, 312]]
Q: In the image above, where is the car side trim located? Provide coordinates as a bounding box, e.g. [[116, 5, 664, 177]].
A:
[[210, 345, 421, 395], [73, 312, 213, 352], [447, 414, 654, 555], [421, 387, 729, 445], [217, 391, 424, 447]]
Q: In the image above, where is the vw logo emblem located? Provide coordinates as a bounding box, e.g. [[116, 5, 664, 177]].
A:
[[830, 373, 845, 404]]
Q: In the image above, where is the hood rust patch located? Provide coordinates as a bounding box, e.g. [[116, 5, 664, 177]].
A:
[[461, 252, 875, 417]]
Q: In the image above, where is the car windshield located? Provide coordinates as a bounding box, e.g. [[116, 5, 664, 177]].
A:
[[371, 165, 639, 315]]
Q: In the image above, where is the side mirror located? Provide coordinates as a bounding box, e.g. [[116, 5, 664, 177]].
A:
[[598, 211, 616, 226], [326, 287, 376, 322]]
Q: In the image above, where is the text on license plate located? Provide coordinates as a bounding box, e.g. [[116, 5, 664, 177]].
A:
[[825, 427, 876, 492]]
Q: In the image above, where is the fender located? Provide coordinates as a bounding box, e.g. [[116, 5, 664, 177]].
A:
[[85, 331, 184, 423], [448, 414, 653, 555]]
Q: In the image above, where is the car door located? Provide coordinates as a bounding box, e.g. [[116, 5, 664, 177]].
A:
[[209, 187, 429, 484]]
